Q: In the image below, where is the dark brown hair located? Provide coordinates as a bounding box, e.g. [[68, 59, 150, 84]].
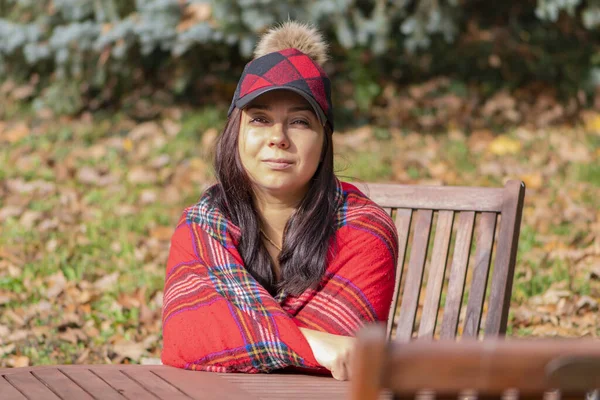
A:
[[212, 107, 338, 296]]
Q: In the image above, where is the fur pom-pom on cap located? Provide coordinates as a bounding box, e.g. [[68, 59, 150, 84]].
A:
[[228, 21, 334, 130], [253, 21, 329, 66]]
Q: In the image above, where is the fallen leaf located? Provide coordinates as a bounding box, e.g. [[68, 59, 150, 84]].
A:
[[6, 179, 55, 194], [150, 226, 173, 241], [0, 292, 13, 305], [127, 167, 158, 184], [141, 357, 162, 365], [152, 291, 164, 308], [0, 325, 9, 338], [76, 166, 101, 185], [488, 135, 522, 155], [4, 309, 26, 327], [582, 111, 600, 132], [467, 129, 494, 153], [46, 238, 58, 252], [162, 119, 181, 137], [128, 122, 162, 141], [45, 271, 67, 299], [149, 154, 170, 169], [76, 348, 91, 364], [140, 304, 154, 324], [0, 344, 16, 357], [58, 328, 87, 344], [139, 189, 158, 204], [19, 210, 42, 229], [58, 313, 83, 330], [1, 122, 29, 143], [11, 356, 30, 368], [8, 330, 29, 341], [123, 138, 133, 152], [520, 173, 543, 190], [112, 340, 146, 361], [142, 334, 160, 349], [94, 272, 120, 290], [576, 296, 599, 312], [117, 292, 140, 309], [0, 205, 22, 221]]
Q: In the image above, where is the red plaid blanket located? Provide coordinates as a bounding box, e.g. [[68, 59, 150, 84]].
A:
[[161, 181, 398, 373]]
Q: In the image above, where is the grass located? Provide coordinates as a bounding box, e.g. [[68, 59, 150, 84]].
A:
[[335, 150, 393, 181]]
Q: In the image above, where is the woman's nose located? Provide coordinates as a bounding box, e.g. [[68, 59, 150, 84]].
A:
[[268, 124, 289, 149]]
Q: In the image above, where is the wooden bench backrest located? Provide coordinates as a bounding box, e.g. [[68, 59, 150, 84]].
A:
[[351, 325, 600, 400], [352, 180, 526, 340]]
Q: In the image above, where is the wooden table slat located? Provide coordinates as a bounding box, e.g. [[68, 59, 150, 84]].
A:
[[121, 368, 192, 400], [0, 376, 27, 400], [58, 367, 125, 400], [4, 371, 62, 399], [222, 374, 346, 399], [91, 368, 157, 399], [33, 369, 94, 400], [152, 367, 252, 400], [221, 374, 392, 400]]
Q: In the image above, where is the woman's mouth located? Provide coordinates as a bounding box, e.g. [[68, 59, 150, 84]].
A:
[[262, 159, 294, 170]]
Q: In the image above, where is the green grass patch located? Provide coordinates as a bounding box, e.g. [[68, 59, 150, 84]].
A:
[[571, 162, 600, 186], [335, 151, 392, 181]]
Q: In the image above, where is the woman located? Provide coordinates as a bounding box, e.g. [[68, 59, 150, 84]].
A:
[[161, 21, 398, 381]]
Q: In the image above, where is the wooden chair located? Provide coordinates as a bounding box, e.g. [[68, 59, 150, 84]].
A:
[[353, 180, 526, 340], [351, 324, 600, 400]]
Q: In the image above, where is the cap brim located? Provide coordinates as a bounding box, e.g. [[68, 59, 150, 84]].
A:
[[235, 86, 327, 127]]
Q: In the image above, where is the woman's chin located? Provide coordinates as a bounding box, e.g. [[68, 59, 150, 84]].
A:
[[254, 178, 308, 195]]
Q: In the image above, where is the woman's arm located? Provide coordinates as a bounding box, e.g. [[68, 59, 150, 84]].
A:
[[299, 327, 356, 381], [161, 216, 322, 373]]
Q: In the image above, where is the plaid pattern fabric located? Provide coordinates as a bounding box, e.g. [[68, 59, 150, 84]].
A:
[[228, 48, 334, 130], [161, 180, 398, 373]]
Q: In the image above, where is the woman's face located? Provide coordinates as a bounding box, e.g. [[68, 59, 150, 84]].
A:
[[238, 90, 325, 198]]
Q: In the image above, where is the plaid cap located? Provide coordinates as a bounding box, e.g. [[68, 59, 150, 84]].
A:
[[228, 48, 334, 131]]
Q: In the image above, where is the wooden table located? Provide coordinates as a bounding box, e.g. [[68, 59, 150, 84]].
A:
[[0, 365, 376, 399]]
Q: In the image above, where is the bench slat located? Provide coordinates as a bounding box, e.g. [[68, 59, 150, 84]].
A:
[[386, 208, 413, 340], [463, 212, 497, 338], [395, 209, 433, 341], [440, 211, 475, 339], [485, 181, 526, 335], [33, 369, 93, 400], [4, 371, 61, 399], [352, 183, 504, 212], [418, 210, 454, 339]]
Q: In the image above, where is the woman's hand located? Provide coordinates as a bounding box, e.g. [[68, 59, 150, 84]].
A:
[[299, 327, 356, 381]]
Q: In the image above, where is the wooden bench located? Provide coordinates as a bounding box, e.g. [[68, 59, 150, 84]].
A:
[[0, 180, 527, 399]]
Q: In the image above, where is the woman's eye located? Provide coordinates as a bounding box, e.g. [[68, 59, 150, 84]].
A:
[[250, 117, 268, 124], [292, 119, 309, 126]]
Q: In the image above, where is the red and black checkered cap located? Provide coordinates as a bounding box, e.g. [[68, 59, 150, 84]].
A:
[[228, 48, 334, 130]]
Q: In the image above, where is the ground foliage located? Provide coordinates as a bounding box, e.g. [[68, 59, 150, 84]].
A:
[[0, 83, 598, 367]]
